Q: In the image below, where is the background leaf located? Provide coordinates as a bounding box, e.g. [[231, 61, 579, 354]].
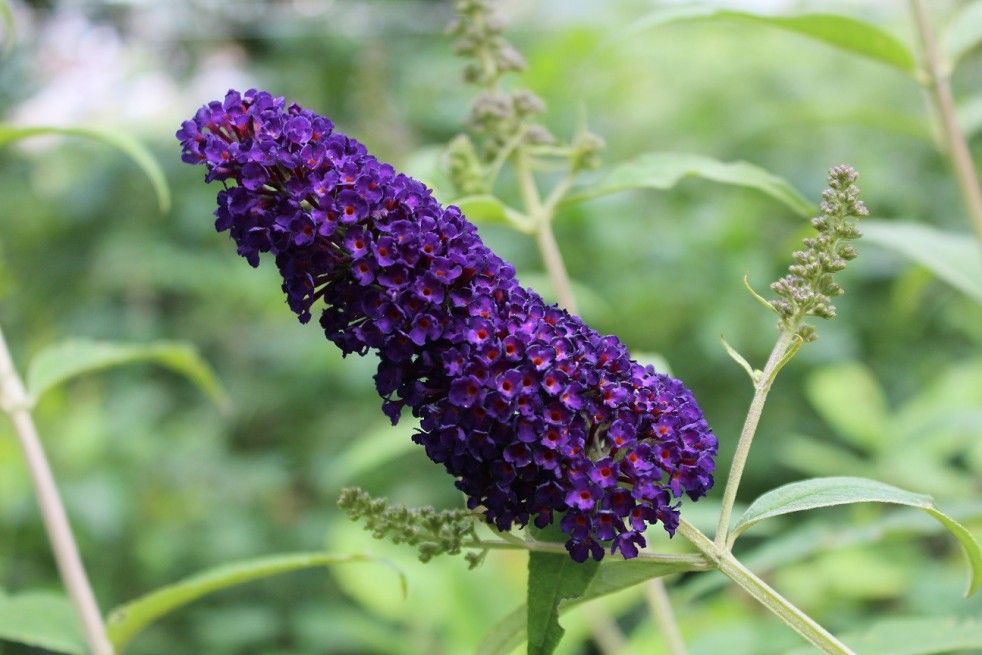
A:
[[0, 590, 85, 654], [526, 552, 600, 655], [565, 152, 814, 217], [451, 195, 532, 233], [26, 339, 227, 408], [731, 477, 982, 595], [944, 0, 982, 68], [804, 362, 890, 453], [0, 0, 14, 56], [606, 8, 917, 75], [106, 552, 393, 651], [861, 220, 982, 304], [0, 124, 170, 212], [784, 616, 982, 655]]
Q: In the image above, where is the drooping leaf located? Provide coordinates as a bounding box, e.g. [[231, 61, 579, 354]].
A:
[[0, 590, 85, 654], [27, 339, 227, 409], [603, 7, 917, 76], [784, 616, 982, 655], [451, 195, 533, 233], [945, 0, 982, 68], [0, 124, 170, 212], [731, 477, 982, 595], [526, 552, 600, 655], [565, 152, 814, 217], [861, 221, 982, 304], [478, 559, 700, 655], [804, 362, 890, 453], [106, 552, 396, 652]]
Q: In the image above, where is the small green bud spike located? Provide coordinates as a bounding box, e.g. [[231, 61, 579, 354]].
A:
[[769, 165, 867, 339]]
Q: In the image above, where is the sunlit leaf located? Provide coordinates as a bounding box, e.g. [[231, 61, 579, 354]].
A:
[[731, 477, 982, 595], [106, 552, 396, 652], [784, 616, 982, 655], [0, 590, 85, 654], [0, 124, 170, 212], [805, 362, 890, 452], [861, 221, 982, 304], [604, 7, 917, 75], [478, 559, 700, 655], [451, 195, 533, 233], [565, 152, 814, 217], [27, 339, 228, 409], [945, 0, 982, 68]]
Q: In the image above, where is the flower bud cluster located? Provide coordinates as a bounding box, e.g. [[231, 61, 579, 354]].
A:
[[770, 165, 867, 340], [338, 487, 483, 567], [179, 90, 716, 562]]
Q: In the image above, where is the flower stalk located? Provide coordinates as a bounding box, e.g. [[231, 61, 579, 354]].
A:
[[0, 324, 114, 655]]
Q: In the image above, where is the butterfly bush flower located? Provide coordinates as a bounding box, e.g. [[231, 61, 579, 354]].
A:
[[178, 89, 717, 562]]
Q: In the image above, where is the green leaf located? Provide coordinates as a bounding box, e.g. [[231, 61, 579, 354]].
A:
[[565, 152, 814, 217], [804, 362, 890, 452], [861, 220, 982, 304], [27, 339, 228, 409], [0, 590, 85, 654], [0, 124, 170, 213], [959, 92, 982, 139], [945, 0, 982, 68], [478, 559, 699, 655], [527, 552, 600, 655], [607, 7, 917, 76], [451, 195, 533, 233], [731, 477, 982, 595], [106, 552, 395, 652], [0, 1, 14, 56], [784, 616, 982, 655]]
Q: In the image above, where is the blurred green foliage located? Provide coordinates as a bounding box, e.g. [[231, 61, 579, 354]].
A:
[[0, 0, 980, 653]]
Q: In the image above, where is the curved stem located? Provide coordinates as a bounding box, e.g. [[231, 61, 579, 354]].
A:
[[677, 520, 856, 655], [714, 330, 795, 549], [910, 0, 982, 250], [0, 325, 114, 655]]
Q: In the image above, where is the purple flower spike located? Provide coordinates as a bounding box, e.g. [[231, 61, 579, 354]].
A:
[[178, 89, 718, 562]]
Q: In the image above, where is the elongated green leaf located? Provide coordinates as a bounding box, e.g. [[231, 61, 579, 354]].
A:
[[0, 590, 85, 654], [607, 7, 916, 75], [0, 124, 170, 212], [732, 477, 982, 595], [785, 616, 982, 655], [861, 221, 982, 304], [27, 339, 227, 409], [945, 0, 982, 68], [478, 559, 700, 655], [527, 552, 600, 655], [565, 152, 814, 217], [106, 552, 394, 651], [452, 195, 533, 233], [0, 1, 14, 56]]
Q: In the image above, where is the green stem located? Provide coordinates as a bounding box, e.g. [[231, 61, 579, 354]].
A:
[[645, 579, 688, 655], [910, 0, 982, 251], [714, 330, 795, 549], [0, 325, 114, 655], [512, 151, 579, 314], [677, 520, 856, 655]]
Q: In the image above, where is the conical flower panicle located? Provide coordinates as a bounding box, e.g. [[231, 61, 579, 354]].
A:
[[178, 89, 717, 562]]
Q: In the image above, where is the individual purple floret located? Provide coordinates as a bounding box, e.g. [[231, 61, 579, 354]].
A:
[[178, 89, 718, 562]]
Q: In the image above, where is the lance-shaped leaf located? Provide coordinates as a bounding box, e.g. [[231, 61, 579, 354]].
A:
[[0, 124, 170, 212], [731, 477, 982, 595], [106, 552, 401, 652], [945, 0, 982, 68], [565, 152, 814, 217], [27, 339, 227, 409], [0, 590, 85, 655], [478, 558, 703, 655], [527, 551, 600, 655], [603, 7, 917, 76], [861, 221, 982, 305]]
